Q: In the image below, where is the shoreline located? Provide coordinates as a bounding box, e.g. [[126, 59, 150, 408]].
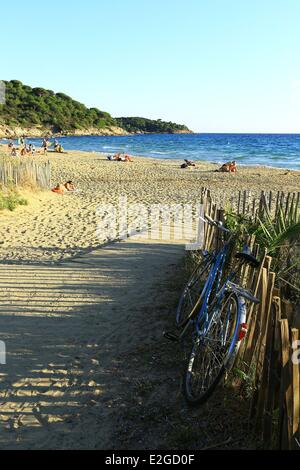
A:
[[0, 133, 300, 172], [1, 141, 299, 173]]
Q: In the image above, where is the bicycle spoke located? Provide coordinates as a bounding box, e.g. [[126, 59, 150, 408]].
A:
[[184, 293, 240, 405]]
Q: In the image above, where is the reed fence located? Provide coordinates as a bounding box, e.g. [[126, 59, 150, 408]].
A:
[[0, 157, 51, 189], [195, 189, 299, 450], [200, 187, 300, 221]]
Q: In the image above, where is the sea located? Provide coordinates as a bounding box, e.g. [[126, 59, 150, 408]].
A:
[[2, 133, 300, 170]]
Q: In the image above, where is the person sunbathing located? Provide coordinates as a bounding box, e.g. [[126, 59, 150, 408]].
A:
[[52, 183, 65, 194], [184, 159, 195, 167], [215, 162, 231, 172], [64, 181, 75, 191], [229, 161, 237, 173]]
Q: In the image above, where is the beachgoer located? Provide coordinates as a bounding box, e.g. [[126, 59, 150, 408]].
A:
[[20, 147, 27, 157], [64, 181, 75, 191], [184, 159, 195, 167], [229, 161, 237, 173], [215, 162, 231, 172], [42, 138, 49, 155], [51, 183, 65, 194], [11, 147, 17, 157]]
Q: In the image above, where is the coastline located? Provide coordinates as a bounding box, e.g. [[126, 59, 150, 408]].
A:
[[2, 133, 300, 171], [0, 141, 300, 174]]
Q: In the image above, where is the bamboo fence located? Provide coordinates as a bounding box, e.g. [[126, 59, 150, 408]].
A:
[[0, 158, 51, 189]]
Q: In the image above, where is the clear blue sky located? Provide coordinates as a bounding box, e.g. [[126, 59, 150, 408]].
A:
[[1, 0, 300, 133]]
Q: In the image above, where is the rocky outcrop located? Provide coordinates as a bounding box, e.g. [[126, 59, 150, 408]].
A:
[[0, 125, 129, 138], [65, 126, 129, 136], [0, 125, 192, 138]]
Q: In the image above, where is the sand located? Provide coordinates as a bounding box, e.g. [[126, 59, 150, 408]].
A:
[[0, 241, 188, 449], [0, 149, 299, 264], [0, 149, 298, 449]]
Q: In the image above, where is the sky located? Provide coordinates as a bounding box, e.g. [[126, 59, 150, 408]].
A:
[[1, 0, 300, 133]]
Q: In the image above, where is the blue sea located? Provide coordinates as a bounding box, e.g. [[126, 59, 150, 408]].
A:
[[2, 133, 300, 170]]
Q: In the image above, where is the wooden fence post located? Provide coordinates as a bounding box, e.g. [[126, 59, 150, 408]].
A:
[[279, 319, 293, 449], [291, 329, 300, 449]]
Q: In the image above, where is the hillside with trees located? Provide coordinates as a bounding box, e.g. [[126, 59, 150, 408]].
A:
[[0, 80, 192, 136], [115, 117, 192, 134], [0, 80, 117, 133]]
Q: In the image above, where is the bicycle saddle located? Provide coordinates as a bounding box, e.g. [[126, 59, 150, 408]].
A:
[[235, 245, 260, 268]]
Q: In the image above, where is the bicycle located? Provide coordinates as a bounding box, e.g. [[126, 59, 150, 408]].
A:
[[164, 214, 261, 405]]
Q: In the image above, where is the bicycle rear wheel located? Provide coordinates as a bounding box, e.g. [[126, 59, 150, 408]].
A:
[[183, 292, 242, 405], [176, 253, 213, 328]]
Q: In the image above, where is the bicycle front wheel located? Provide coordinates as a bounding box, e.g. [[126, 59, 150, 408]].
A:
[[183, 292, 243, 405]]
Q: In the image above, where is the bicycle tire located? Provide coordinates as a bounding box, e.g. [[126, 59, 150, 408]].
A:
[[183, 292, 245, 405]]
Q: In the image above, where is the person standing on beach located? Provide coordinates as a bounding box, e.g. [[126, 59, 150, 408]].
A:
[[42, 138, 49, 155]]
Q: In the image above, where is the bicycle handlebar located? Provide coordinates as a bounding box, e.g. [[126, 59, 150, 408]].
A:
[[199, 214, 231, 234]]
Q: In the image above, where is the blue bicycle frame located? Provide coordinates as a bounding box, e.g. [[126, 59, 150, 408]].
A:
[[195, 242, 234, 336]]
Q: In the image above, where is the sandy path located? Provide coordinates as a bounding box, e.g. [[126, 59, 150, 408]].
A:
[[0, 240, 185, 449]]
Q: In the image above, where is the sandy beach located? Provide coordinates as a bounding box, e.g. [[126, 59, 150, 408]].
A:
[[0, 149, 299, 449], [0, 148, 299, 264]]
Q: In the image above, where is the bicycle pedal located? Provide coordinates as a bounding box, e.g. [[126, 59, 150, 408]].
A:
[[163, 331, 180, 343]]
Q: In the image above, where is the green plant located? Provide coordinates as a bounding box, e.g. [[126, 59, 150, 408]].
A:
[[224, 204, 300, 295], [0, 190, 28, 211], [254, 209, 300, 254]]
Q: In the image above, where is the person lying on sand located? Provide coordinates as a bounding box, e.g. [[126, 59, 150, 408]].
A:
[[230, 161, 237, 172], [64, 181, 76, 191], [215, 161, 237, 173], [52, 183, 65, 194], [108, 153, 133, 162], [185, 159, 196, 167], [108, 153, 121, 161], [181, 159, 196, 169]]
